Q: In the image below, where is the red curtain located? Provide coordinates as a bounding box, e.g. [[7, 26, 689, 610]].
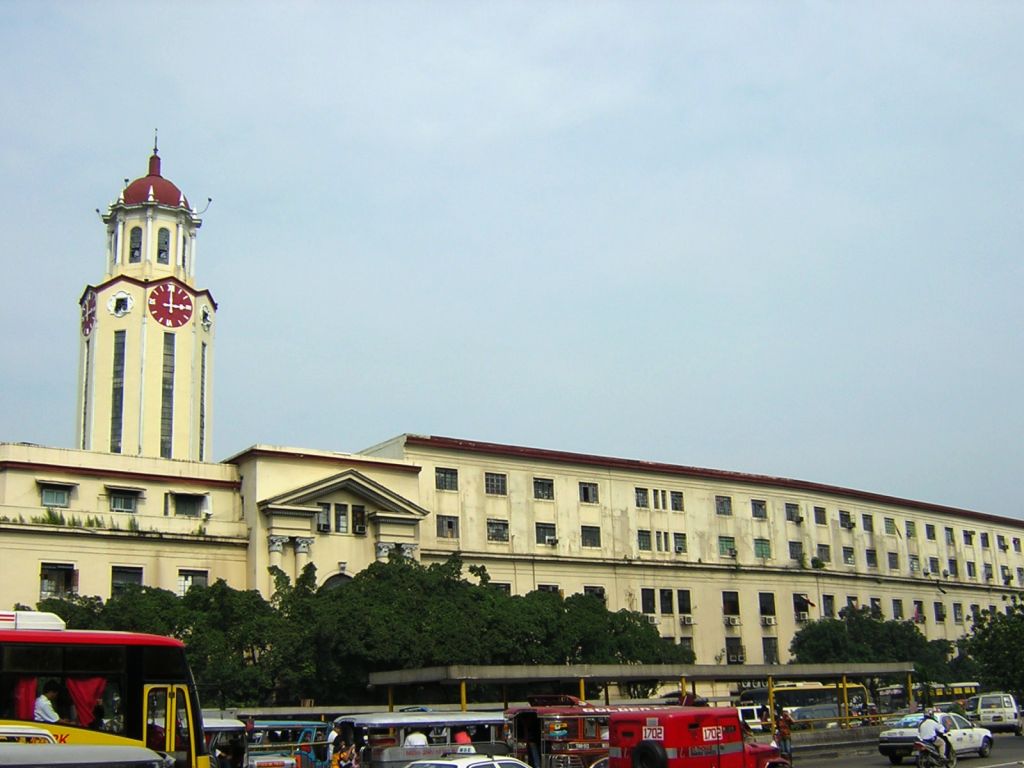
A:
[[13, 677, 36, 720], [66, 677, 106, 727]]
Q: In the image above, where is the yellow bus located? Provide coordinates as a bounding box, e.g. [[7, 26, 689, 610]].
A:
[[0, 610, 208, 768]]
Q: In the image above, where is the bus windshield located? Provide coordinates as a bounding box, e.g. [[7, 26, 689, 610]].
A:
[[0, 611, 207, 768], [737, 683, 870, 715]]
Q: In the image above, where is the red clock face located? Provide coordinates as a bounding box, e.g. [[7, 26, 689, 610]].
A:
[[148, 282, 194, 327], [81, 291, 97, 337]]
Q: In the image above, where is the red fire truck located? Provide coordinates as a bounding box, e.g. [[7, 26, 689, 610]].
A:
[[608, 707, 788, 768]]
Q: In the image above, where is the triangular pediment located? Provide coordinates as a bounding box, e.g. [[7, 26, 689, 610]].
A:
[[258, 468, 428, 523]]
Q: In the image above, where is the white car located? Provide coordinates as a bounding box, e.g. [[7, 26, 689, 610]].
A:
[[404, 754, 533, 768], [878, 713, 993, 765]]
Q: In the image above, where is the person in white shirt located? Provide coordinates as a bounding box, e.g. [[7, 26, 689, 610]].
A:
[[34, 681, 62, 724], [404, 731, 428, 746], [918, 711, 951, 762]]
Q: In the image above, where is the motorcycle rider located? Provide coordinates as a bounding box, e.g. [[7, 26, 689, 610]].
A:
[[918, 710, 952, 765]]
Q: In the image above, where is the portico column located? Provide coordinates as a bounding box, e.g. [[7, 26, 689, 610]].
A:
[[295, 537, 314, 577], [268, 535, 288, 570]]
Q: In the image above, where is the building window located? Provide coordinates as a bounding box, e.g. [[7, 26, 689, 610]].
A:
[[751, 500, 767, 519], [638, 530, 652, 551], [670, 491, 684, 511], [490, 582, 512, 595], [821, 594, 834, 618], [167, 493, 204, 517], [437, 515, 460, 539], [947, 559, 959, 577], [1018, 567, 1024, 586], [983, 563, 994, 580], [581, 525, 601, 548], [111, 566, 143, 595], [129, 226, 142, 262], [199, 342, 207, 462], [892, 599, 904, 620], [159, 333, 175, 459], [816, 544, 831, 563], [866, 549, 878, 568], [763, 637, 780, 665], [660, 589, 673, 614], [953, 603, 964, 624], [788, 541, 803, 561], [725, 637, 745, 664], [157, 227, 170, 264], [813, 506, 826, 525], [839, 510, 853, 528], [929, 556, 940, 574], [909, 554, 920, 573], [641, 588, 656, 613], [484, 472, 507, 496], [722, 591, 740, 615], [981, 532, 990, 548], [177, 569, 208, 596], [435, 467, 458, 491], [884, 518, 897, 535], [945, 527, 955, 544], [905, 521, 916, 538], [998, 534, 1008, 550], [934, 602, 946, 622], [109, 489, 139, 513], [862, 513, 874, 532], [843, 546, 855, 565], [759, 592, 776, 617], [534, 477, 554, 500], [1014, 537, 1022, 553], [334, 503, 349, 533], [536, 522, 557, 545], [964, 530, 975, 545], [888, 552, 900, 570], [579, 482, 599, 504], [715, 496, 732, 516], [110, 330, 126, 453], [315, 504, 331, 533], [40, 563, 77, 599], [754, 538, 771, 559], [925, 524, 936, 541], [719, 536, 737, 557], [869, 597, 883, 618], [40, 484, 72, 508], [673, 532, 687, 553], [966, 561, 976, 578], [537, 584, 560, 594], [677, 589, 692, 613], [635, 488, 649, 508], [785, 503, 801, 522], [487, 519, 510, 542], [351, 505, 367, 533], [583, 585, 606, 601]]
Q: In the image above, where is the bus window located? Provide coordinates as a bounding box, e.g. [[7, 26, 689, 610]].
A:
[[145, 687, 169, 753]]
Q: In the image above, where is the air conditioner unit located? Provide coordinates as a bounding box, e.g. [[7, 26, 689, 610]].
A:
[[728, 654, 739, 663], [922, 570, 930, 577], [675, 546, 685, 554], [545, 536, 559, 545], [679, 615, 693, 626], [353, 524, 367, 535], [761, 616, 777, 626], [316, 523, 331, 533], [727, 548, 737, 557], [725, 615, 741, 626], [647, 615, 659, 625], [793, 516, 804, 524], [841, 520, 855, 529], [913, 614, 926, 624], [942, 570, 950, 577], [796, 611, 809, 622], [735, 655, 745, 663]]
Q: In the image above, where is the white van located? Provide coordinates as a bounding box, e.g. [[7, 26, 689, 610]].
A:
[[964, 692, 1018, 732]]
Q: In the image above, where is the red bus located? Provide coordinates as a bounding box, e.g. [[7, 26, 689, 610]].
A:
[[0, 610, 208, 768]]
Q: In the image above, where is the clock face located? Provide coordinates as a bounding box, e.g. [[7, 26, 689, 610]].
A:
[[81, 291, 97, 337], [147, 282, 194, 328]]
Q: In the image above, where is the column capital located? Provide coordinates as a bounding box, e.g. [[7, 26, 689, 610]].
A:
[[294, 537, 314, 554], [268, 535, 289, 553]]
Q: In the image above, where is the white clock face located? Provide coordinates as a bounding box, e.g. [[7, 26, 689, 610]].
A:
[[108, 290, 135, 317]]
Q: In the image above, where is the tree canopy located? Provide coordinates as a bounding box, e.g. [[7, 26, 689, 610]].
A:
[[32, 553, 692, 706]]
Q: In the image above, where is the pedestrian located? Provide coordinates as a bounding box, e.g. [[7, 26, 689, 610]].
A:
[[775, 709, 793, 762], [328, 722, 342, 760]]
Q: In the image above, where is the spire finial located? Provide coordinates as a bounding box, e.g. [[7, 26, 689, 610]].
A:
[[153, 128, 159, 155]]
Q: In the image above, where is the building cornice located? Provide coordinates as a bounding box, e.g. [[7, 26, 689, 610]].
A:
[[225, 445, 421, 474], [0, 460, 240, 490]]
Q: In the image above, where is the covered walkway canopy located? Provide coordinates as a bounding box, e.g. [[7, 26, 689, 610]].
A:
[[369, 662, 916, 710]]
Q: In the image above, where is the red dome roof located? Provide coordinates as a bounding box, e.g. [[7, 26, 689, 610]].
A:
[[122, 152, 188, 207]]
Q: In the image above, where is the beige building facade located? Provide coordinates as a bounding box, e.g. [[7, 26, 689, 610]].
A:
[[2, 147, 1022, 668]]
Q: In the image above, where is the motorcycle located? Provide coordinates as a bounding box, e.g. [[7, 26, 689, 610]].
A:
[[914, 738, 956, 768]]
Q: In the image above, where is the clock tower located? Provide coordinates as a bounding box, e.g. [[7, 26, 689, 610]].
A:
[[76, 143, 216, 461]]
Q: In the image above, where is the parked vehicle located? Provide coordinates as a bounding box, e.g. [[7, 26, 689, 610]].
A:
[[0, 742, 170, 767], [247, 720, 331, 768], [204, 717, 247, 768], [878, 713, 992, 765], [608, 706, 788, 768], [964, 693, 1018, 733], [0, 725, 57, 744], [404, 753, 532, 768]]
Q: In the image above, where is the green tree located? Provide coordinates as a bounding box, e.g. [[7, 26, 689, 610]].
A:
[[961, 597, 1024, 696]]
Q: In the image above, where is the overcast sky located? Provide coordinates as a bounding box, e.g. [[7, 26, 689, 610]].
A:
[[1, 2, 1021, 518]]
